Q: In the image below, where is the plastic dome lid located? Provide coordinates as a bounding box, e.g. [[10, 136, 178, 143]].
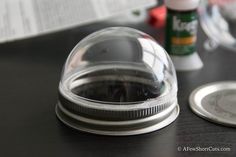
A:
[[56, 27, 179, 136]]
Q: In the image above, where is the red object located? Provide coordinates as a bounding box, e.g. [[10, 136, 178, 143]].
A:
[[149, 5, 167, 28]]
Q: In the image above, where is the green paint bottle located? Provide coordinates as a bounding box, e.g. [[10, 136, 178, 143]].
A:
[[165, 0, 203, 71]]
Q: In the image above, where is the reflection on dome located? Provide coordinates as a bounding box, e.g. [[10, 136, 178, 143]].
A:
[[56, 27, 179, 135]]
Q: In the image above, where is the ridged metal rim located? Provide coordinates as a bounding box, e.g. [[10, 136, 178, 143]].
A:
[[58, 78, 176, 120], [57, 64, 179, 135], [55, 102, 179, 136]]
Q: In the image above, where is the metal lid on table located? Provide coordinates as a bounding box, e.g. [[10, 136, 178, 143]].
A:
[[189, 81, 236, 127]]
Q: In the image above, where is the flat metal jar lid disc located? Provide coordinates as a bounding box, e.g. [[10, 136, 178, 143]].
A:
[[189, 81, 236, 127], [55, 103, 179, 136]]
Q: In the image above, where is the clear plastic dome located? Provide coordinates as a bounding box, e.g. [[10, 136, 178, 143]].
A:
[[56, 27, 179, 135]]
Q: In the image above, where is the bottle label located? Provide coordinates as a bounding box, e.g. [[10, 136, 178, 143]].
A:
[[165, 10, 198, 56]]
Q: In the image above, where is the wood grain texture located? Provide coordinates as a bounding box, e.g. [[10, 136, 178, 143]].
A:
[[0, 23, 235, 157]]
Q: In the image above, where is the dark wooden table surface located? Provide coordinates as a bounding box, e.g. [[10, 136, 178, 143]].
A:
[[0, 22, 235, 157]]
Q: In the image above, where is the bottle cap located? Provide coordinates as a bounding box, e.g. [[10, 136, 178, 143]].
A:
[[165, 0, 200, 11]]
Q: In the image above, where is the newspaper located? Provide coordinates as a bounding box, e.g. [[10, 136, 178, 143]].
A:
[[0, 0, 157, 43]]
